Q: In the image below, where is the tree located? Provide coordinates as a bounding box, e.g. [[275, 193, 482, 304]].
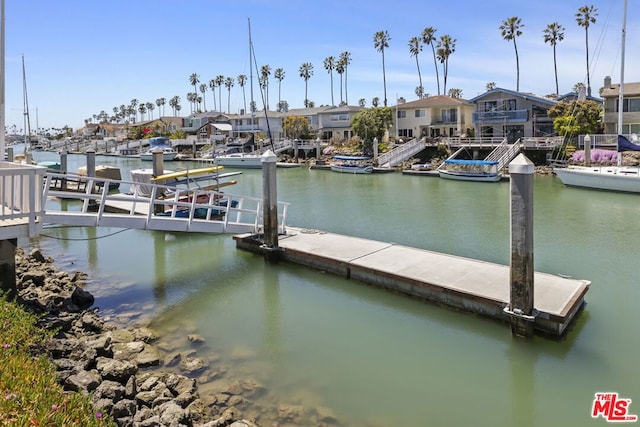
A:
[[274, 68, 285, 110], [283, 115, 312, 140], [575, 5, 598, 97], [358, 98, 366, 108], [548, 99, 602, 138], [421, 27, 440, 95], [373, 30, 391, 107], [225, 77, 234, 113], [351, 107, 394, 149], [408, 36, 423, 97], [138, 103, 147, 121], [486, 82, 497, 91], [340, 51, 352, 105], [156, 97, 166, 117], [237, 75, 247, 114], [448, 88, 463, 99], [436, 35, 456, 95], [299, 62, 314, 107], [146, 102, 154, 120], [208, 79, 218, 111], [260, 65, 271, 109], [323, 56, 336, 106], [189, 73, 200, 111], [372, 97, 380, 107], [199, 83, 208, 111], [215, 75, 225, 113], [336, 59, 346, 105], [500, 17, 524, 92], [169, 96, 180, 116], [543, 22, 565, 95]]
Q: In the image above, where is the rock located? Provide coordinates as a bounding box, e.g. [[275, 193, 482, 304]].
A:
[[65, 369, 101, 393], [71, 286, 94, 309], [180, 356, 209, 374], [96, 357, 138, 384]]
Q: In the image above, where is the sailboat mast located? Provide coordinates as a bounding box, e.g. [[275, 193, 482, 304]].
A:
[[617, 0, 627, 136], [0, 0, 5, 158], [22, 55, 31, 146], [248, 18, 254, 134]]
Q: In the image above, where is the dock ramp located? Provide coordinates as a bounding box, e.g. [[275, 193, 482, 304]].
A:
[[378, 138, 427, 168]]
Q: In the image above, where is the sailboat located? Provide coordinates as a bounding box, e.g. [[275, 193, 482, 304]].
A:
[[214, 18, 265, 169], [554, 0, 640, 193]]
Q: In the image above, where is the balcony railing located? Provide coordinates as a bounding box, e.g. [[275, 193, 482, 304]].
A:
[[473, 110, 529, 123]]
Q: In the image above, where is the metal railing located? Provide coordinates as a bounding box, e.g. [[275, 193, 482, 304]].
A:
[[41, 172, 289, 235], [0, 162, 47, 238], [377, 138, 426, 168]]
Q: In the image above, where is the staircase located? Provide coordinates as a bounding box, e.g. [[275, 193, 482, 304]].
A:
[[378, 138, 427, 168], [485, 138, 522, 170]]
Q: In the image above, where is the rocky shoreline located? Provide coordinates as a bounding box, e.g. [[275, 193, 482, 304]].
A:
[[14, 247, 291, 427]]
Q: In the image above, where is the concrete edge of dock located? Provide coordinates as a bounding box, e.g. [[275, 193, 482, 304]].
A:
[[233, 230, 589, 338]]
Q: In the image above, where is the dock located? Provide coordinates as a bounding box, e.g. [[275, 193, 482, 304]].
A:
[[234, 227, 589, 337]]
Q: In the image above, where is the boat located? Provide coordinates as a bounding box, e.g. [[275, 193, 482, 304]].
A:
[[214, 134, 263, 169], [438, 159, 502, 182], [140, 137, 178, 161], [77, 165, 122, 190], [553, 0, 640, 193], [330, 156, 374, 174]]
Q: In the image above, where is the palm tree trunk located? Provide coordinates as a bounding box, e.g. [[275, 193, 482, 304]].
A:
[[415, 57, 423, 96], [553, 45, 559, 95], [514, 40, 520, 92], [431, 45, 440, 95], [382, 51, 388, 107], [330, 72, 334, 106], [585, 29, 591, 97]]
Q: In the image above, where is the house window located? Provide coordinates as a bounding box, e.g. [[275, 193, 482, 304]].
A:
[[414, 110, 425, 118], [330, 114, 349, 121], [503, 99, 517, 110], [441, 109, 457, 123], [482, 101, 498, 112], [618, 98, 640, 112], [397, 110, 406, 118]]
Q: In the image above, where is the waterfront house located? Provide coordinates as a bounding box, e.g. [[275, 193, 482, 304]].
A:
[[469, 88, 557, 142], [315, 105, 363, 141], [600, 76, 640, 134], [393, 95, 474, 140]]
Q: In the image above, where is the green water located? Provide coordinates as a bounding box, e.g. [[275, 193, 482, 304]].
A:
[[28, 152, 640, 426]]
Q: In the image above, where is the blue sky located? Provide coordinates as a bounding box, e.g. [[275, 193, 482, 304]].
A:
[[3, 0, 636, 132]]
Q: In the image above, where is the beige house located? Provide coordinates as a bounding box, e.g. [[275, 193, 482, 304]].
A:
[[600, 76, 640, 134], [393, 95, 474, 140]]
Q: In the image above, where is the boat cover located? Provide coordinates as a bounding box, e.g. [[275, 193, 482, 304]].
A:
[[334, 155, 371, 161], [617, 135, 640, 152], [444, 159, 499, 165]]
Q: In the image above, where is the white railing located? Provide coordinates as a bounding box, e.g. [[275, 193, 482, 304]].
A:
[[41, 172, 289, 235], [378, 138, 426, 168], [0, 162, 47, 238]]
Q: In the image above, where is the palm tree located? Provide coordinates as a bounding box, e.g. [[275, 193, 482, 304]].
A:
[[138, 104, 147, 121], [299, 62, 314, 107], [156, 97, 166, 117], [146, 102, 154, 120], [189, 73, 199, 111], [340, 51, 352, 105], [260, 65, 271, 110], [373, 30, 391, 107], [486, 82, 497, 91], [436, 35, 456, 95], [215, 75, 225, 112], [575, 5, 598, 97], [543, 22, 565, 95], [274, 68, 285, 111], [208, 79, 217, 111], [186, 92, 197, 114], [421, 27, 440, 95], [224, 77, 234, 113], [169, 96, 180, 116], [199, 83, 208, 111], [323, 56, 336, 106], [408, 36, 423, 97], [336, 59, 345, 105], [237, 74, 248, 113], [500, 16, 524, 92], [358, 98, 366, 108], [129, 99, 138, 123]]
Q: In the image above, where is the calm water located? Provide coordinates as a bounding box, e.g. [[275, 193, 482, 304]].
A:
[[24, 150, 640, 426]]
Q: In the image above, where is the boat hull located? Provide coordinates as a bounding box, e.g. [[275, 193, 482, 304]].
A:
[[438, 170, 502, 182], [140, 152, 177, 162], [215, 155, 263, 169], [330, 165, 374, 174], [554, 166, 640, 193]]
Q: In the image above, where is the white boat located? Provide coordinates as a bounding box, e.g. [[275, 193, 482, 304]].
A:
[[438, 159, 502, 182], [553, 0, 640, 193], [214, 153, 263, 169], [140, 137, 177, 161], [330, 156, 374, 174]]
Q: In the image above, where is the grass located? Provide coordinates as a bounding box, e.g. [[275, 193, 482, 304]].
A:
[[0, 293, 115, 426]]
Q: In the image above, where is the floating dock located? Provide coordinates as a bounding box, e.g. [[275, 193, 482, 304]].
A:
[[234, 227, 589, 337]]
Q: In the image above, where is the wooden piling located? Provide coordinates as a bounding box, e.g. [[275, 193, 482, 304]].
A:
[[507, 153, 536, 338], [261, 149, 282, 262]]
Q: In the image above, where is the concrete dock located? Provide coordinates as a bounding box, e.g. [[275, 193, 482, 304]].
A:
[[234, 227, 589, 337]]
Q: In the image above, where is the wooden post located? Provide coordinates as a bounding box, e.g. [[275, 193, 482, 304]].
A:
[[584, 134, 591, 167], [60, 151, 68, 191], [86, 149, 96, 177], [261, 149, 282, 262], [6, 147, 13, 162], [152, 148, 165, 214], [0, 238, 17, 299], [506, 153, 536, 338]]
